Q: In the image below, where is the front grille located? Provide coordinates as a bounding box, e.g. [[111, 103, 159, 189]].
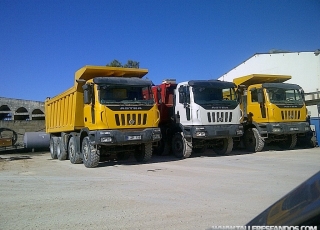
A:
[[281, 110, 300, 120], [207, 112, 233, 123], [115, 113, 147, 126]]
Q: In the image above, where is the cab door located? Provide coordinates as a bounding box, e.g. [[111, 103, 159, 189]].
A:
[[175, 84, 192, 125], [247, 86, 268, 123]]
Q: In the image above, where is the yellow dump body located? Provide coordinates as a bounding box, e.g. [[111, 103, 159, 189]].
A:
[[233, 74, 291, 87], [45, 66, 155, 134], [45, 86, 84, 133]]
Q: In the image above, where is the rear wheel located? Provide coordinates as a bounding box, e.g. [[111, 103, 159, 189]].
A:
[[57, 137, 67, 160], [278, 134, 297, 150], [244, 128, 264, 152], [82, 136, 99, 168], [212, 137, 233, 155], [49, 137, 58, 159], [172, 132, 192, 158], [69, 136, 82, 164], [134, 143, 152, 163]]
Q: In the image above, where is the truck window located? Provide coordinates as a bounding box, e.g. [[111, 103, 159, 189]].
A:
[[251, 89, 258, 102], [99, 85, 154, 105], [222, 88, 237, 100], [267, 88, 304, 104], [193, 87, 237, 105], [193, 87, 222, 104]]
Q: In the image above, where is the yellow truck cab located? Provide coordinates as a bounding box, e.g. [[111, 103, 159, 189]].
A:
[[45, 66, 161, 168], [234, 74, 310, 152]]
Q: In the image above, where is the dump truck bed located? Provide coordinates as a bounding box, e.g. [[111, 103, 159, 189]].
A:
[[233, 74, 291, 87], [75, 65, 148, 82]]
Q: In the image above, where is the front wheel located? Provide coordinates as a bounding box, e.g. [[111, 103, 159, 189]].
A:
[[82, 136, 99, 168], [134, 143, 152, 163], [212, 137, 233, 155], [172, 132, 192, 158], [244, 128, 264, 152]]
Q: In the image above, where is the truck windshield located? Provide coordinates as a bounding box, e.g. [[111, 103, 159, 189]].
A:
[[193, 87, 237, 105], [266, 87, 304, 105], [99, 85, 154, 105]]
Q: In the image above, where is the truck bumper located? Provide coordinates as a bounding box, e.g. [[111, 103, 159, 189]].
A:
[[183, 124, 243, 139], [90, 128, 161, 146], [260, 122, 310, 135]]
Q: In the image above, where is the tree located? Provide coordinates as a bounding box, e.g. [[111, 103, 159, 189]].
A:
[[106, 59, 140, 68], [106, 59, 122, 67], [123, 60, 140, 68]]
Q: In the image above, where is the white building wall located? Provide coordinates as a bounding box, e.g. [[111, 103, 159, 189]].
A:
[[218, 51, 320, 117]]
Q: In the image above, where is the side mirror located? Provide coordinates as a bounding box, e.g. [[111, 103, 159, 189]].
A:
[[83, 84, 92, 104]]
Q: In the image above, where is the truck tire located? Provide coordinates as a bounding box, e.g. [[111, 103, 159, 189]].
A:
[[82, 136, 99, 168], [134, 143, 152, 163], [68, 136, 82, 164], [278, 134, 297, 150], [244, 128, 265, 152], [49, 137, 58, 159], [57, 137, 67, 160], [212, 137, 233, 155], [172, 132, 192, 158]]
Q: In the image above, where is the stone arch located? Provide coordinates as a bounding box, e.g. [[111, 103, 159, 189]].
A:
[[0, 105, 13, 120], [31, 109, 45, 120], [14, 107, 30, 120]]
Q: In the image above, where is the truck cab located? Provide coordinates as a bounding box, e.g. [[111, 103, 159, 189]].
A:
[[235, 74, 310, 152], [153, 79, 243, 157]]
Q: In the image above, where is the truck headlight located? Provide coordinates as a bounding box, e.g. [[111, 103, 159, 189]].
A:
[[101, 137, 112, 142], [236, 129, 243, 135], [152, 133, 161, 140], [305, 126, 310, 131], [196, 131, 206, 137], [272, 128, 281, 132]]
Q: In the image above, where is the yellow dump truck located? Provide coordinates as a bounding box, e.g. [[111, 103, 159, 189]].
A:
[[45, 66, 161, 168], [234, 74, 310, 152]]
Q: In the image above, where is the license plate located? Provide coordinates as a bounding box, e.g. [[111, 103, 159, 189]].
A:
[[126, 135, 142, 141], [290, 127, 299, 131]]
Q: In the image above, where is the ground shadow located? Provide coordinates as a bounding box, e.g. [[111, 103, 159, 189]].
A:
[[0, 155, 32, 161]]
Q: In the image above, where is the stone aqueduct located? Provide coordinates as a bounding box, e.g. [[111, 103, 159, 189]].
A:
[[0, 97, 45, 121]]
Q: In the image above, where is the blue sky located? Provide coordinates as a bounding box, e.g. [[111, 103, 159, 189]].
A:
[[1, 0, 319, 101]]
